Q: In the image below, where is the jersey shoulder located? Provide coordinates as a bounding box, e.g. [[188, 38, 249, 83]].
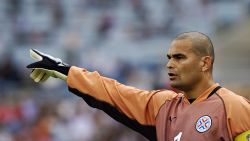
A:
[[152, 89, 180, 103], [217, 87, 250, 138], [150, 89, 179, 117], [217, 87, 250, 108]]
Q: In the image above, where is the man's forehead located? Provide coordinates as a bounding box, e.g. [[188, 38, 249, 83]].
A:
[[168, 39, 193, 54]]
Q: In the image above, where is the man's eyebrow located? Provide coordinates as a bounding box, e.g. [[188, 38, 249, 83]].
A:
[[167, 53, 185, 59], [172, 53, 185, 57]]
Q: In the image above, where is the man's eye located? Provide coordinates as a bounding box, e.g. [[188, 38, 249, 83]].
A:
[[166, 55, 171, 60], [175, 56, 183, 59]]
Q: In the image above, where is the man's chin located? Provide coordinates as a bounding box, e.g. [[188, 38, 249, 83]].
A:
[[169, 81, 182, 90], [170, 82, 190, 93]]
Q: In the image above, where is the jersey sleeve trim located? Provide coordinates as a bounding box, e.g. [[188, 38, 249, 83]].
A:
[[68, 87, 157, 141], [216, 93, 233, 141]]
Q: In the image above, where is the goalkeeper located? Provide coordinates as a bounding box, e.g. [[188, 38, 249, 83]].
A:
[[27, 32, 250, 141]]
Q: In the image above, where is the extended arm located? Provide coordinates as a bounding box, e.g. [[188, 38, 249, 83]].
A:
[[27, 49, 177, 141]]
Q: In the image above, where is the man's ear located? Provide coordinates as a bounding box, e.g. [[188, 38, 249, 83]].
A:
[[201, 56, 212, 72]]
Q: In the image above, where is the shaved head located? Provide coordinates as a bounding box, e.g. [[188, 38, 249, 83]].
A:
[[167, 32, 216, 95], [174, 32, 215, 65]]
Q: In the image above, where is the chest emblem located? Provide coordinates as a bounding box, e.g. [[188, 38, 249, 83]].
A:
[[195, 115, 212, 133]]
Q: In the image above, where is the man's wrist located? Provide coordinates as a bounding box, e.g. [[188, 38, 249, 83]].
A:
[[58, 65, 71, 76]]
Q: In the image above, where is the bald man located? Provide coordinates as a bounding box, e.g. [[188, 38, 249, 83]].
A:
[[27, 32, 250, 141]]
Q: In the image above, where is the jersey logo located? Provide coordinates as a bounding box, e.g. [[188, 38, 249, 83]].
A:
[[195, 115, 212, 133]]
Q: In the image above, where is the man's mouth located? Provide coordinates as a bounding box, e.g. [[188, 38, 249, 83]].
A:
[[168, 73, 178, 80]]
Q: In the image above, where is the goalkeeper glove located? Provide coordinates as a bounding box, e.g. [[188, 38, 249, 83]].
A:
[[26, 49, 70, 82]]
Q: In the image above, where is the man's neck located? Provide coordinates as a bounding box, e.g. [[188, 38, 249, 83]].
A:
[[184, 79, 215, 99]]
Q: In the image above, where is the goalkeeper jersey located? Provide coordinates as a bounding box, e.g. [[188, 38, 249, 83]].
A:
[[67, 66, 250, 141]]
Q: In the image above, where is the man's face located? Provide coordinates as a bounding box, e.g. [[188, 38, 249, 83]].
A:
[[166, 39, 203, 91]]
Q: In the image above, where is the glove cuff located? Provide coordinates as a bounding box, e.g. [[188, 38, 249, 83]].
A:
[[58, 65, 71, 76]]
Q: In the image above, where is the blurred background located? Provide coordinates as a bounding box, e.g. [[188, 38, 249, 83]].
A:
[[0, 0, 250, 140]]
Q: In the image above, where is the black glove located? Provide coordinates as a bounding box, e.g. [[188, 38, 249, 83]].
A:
[[27, 49, 70, 82]]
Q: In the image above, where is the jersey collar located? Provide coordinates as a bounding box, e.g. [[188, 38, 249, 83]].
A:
[[184, 83, 220, 104]]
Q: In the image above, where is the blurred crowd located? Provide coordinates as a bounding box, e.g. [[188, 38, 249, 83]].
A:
[[0, 0, 250, 140], [0, 95, 148, 141]]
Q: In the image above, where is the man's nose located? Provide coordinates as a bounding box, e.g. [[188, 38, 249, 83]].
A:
[[166, 59, 174, 69]]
